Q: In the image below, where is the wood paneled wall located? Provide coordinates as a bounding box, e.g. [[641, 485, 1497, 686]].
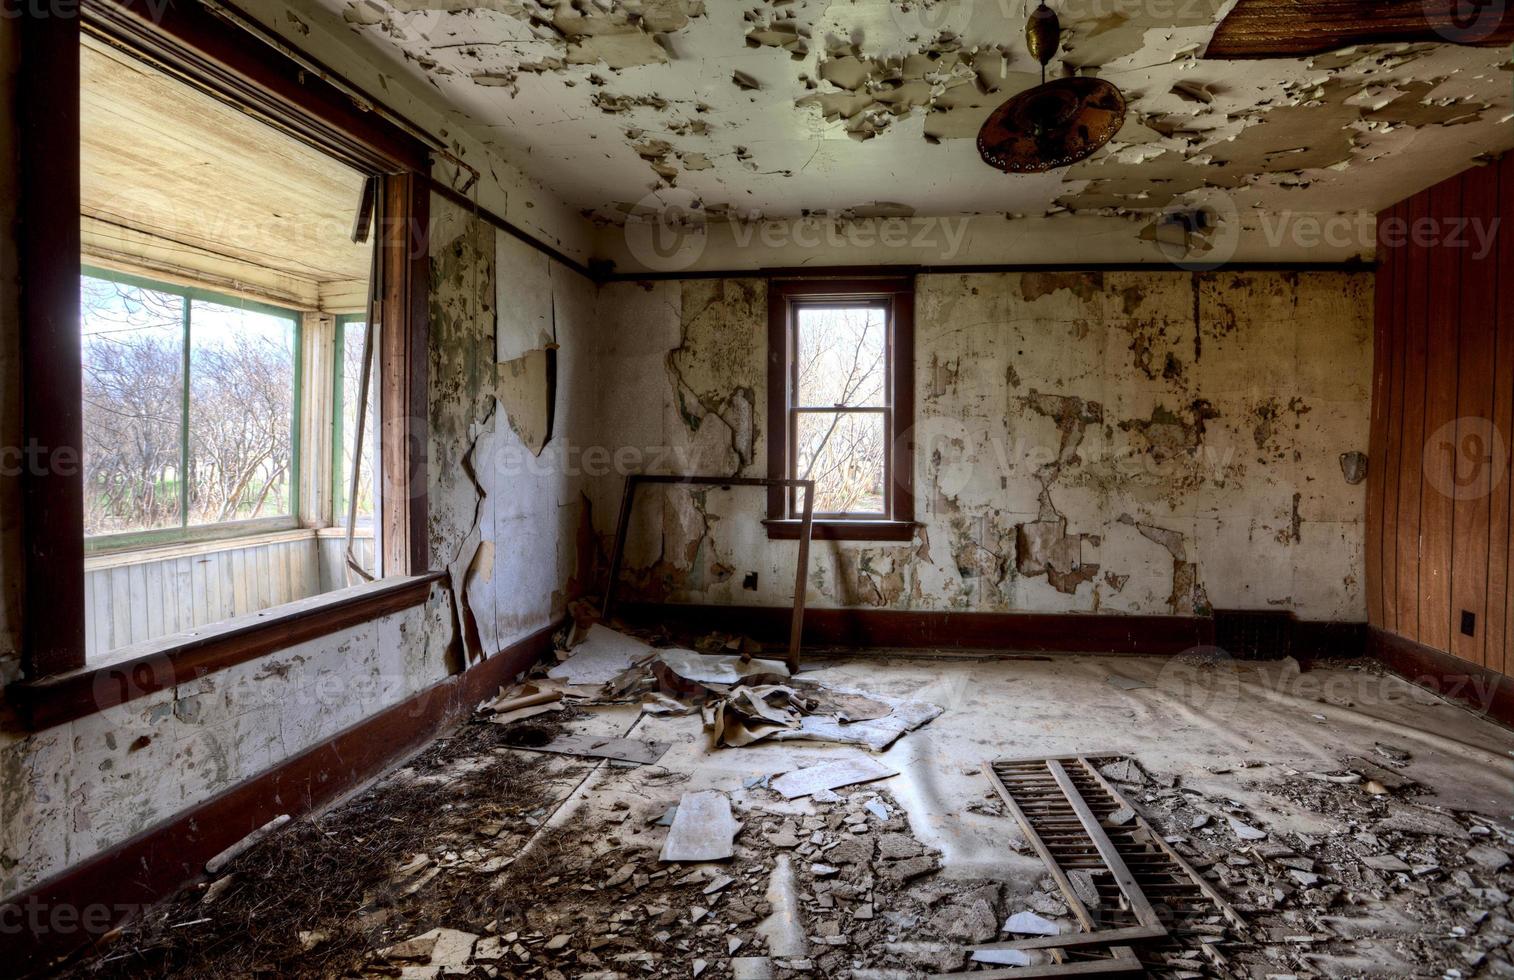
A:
[[1367, 153, 1514, 676]]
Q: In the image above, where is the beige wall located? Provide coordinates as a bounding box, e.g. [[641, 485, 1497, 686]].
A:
[[593, 270, 1374, 621]]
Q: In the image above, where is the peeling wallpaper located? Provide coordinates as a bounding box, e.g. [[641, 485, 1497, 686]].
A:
[[0, 589, 456, 901], [0, 194, 598, 905], [428, 193, 601, 660], [593, 270, 1373, 621]]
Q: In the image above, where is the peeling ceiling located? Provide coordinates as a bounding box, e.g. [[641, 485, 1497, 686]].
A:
[[296, 0, 1513, 255]]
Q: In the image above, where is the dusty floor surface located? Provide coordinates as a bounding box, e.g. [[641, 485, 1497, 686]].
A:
[[59, 649, 1514, 979]]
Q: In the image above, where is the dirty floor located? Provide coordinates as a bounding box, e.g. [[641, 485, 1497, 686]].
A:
[[63, 651, 1514, 978]]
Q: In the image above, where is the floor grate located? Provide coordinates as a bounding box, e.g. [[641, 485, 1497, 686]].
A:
[[958, 755, 1248, 977]]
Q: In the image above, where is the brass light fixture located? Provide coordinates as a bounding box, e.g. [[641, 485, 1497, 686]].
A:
[[977, 2, 1127, 174]]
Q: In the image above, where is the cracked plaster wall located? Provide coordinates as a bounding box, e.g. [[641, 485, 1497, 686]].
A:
[[0, 192, 598, 905], [593, 270, 1372, 621], [0, 588, 456, 902], [429, 192, 602, 663]]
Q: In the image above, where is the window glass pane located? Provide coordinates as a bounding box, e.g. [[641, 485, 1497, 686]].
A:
[[80, 275, 186, 535], [795, 411, 887, 515], [337, 320, 376, 525], [186, 299, 296, 525], [795, 306, 886, 408]]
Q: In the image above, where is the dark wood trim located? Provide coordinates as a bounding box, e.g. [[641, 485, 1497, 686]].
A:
[[83, 0, 432, 173], [617, 602, 1372, 660], [19, 1, 435, 682], [765, 277, 916, 527], [19, 14, 86, 679], [1205, 0, 1514, 59], [0, 617, 561, 975], [425, 177, 598, 284], [399, 174, 429, 575], [892, 284, 916, 527], [603, 261, 1377, 284], [763, 520, 918, 541], [7, 573, 446, 732], [376, 174, 429, 576], [1369, 626, 1514, 729], [617, 602, 1217, 654]]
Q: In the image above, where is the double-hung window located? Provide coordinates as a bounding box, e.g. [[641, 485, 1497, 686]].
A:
[[767, 277, 916, 540]]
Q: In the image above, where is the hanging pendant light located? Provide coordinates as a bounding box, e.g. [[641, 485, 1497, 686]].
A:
[[977, 2, 1127, 174]]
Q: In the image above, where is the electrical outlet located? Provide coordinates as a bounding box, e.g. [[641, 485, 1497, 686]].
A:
[[1461, 610, 1476, 637]]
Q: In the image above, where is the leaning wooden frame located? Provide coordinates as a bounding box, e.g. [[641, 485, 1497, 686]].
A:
[[600, 474, 815, 671]]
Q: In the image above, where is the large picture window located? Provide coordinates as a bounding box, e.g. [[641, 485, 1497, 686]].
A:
[[81, 268, 300, 547], [767, 277, 916, 540]]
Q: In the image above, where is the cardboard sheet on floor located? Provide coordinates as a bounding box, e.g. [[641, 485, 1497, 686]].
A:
[[547, 624, 655, 686], [656, 648, 790, 686], [710, 685, 805, 748], [511, 733, 670, 765], [771, 755, 897, 799], [661, 790, 737, 862], [773, 695, 943, 752]]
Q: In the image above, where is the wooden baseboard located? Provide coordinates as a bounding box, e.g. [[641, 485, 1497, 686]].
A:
[[620, 602, 1368, 660], [0, 617, 560, 975], [620, 602, 1217, 654], [1368, 627, 1514, 729]]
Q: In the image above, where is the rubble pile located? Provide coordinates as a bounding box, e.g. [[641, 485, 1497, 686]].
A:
[[1092, 748, 1514, 975]]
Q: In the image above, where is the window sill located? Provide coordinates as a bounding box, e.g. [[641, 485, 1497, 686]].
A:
[[7, 571, 445, 732], [84, 527, 319, 572], [764, 519, 918, 541], [85, 517, 302, 557]]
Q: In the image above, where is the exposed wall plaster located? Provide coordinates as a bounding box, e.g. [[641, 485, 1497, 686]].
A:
[[594, 269, 1371, 621]]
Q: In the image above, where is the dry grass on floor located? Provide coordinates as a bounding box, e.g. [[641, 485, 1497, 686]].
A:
[[58, 718, 576, 979]]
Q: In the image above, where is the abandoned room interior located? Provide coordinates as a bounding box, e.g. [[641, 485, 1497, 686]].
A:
[[4, 0, 1514, 976]]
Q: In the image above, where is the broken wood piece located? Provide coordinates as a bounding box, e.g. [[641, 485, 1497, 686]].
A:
[[771, 756, 897, 799], [508, 733, 670, 765], [661, 790, 737, 862], [601, 474, 814, 671], [205, 813, 290, 875], [486, 701, 561, 726], [937, 945, 1142, 978], [485, 689, 562, 714]]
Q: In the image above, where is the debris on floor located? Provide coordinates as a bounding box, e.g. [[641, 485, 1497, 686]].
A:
[[660, 790, 738, 862], [56, 653, 1514, 979], [501, 622, 943, 753], [772, 756, 898, 800]]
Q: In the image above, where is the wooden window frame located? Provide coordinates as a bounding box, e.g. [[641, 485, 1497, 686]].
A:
[[765, 277, 916, 541], [14, 0, 434, 701]]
